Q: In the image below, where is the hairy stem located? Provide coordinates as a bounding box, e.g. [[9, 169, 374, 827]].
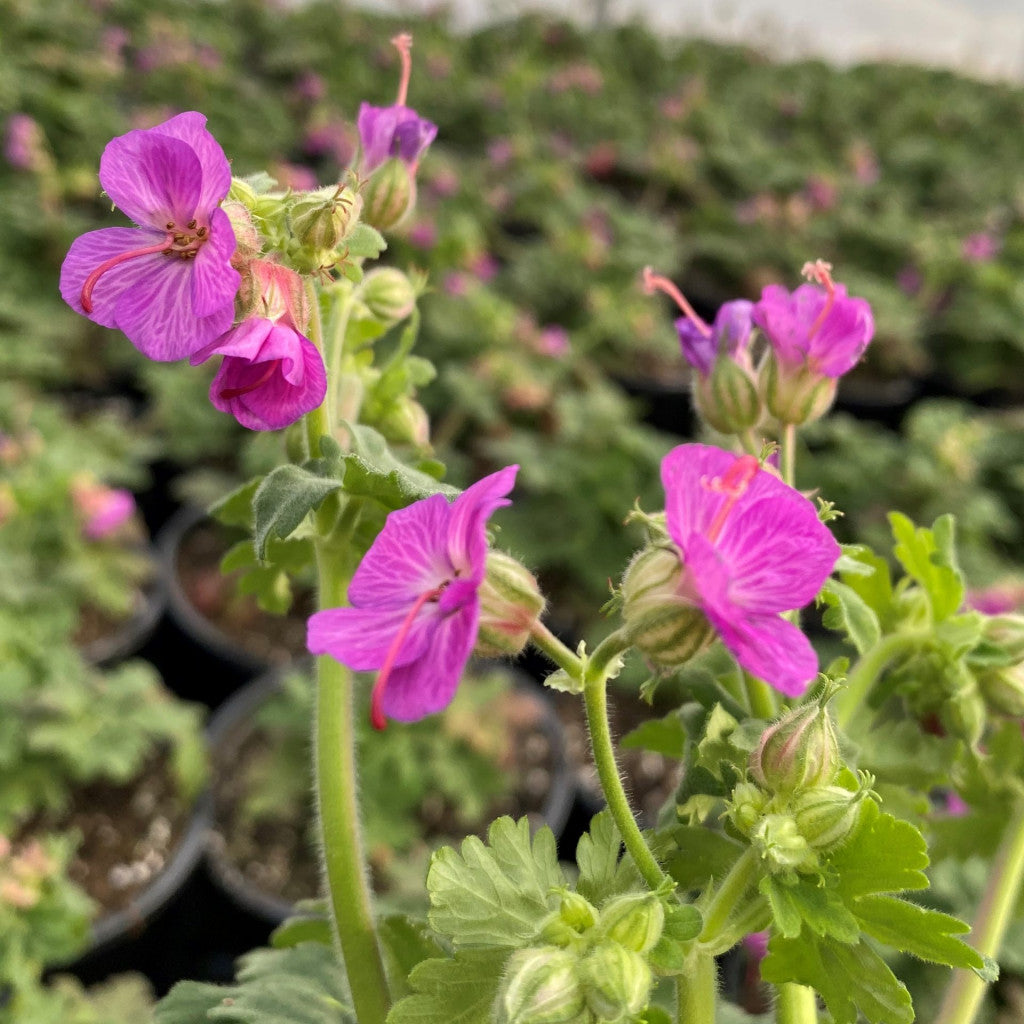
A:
[[677, 951, 718, 1024], [935, 801, 1024, 1024], [776, 983, 818, 1024], [313, 540, 390, 1024], [303, 279, 331, 454], [835, 632, 924, 730], [698, 847, 759, 953], [781, 422, 797, 488]]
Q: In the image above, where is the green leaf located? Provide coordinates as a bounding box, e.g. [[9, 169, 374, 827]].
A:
[[820, 578, 881, 654], [889, 512, 964, 621], [837, 545, 894, 625], [386, 949, 507, 1024], [252, 464, 342, 560], [647, 903, 704, 973], [620, 711, 687, 759], [271, 904, 333, 949], [345, 223, 388, 259], [379, 915, 447, 999], [854, 894, 983, 971], [209, 478, 262, 529], [575, 810, 641, 906], [427, 817, 565, 947], [666, 827, 744, 893], [761, 933, 913, 1024], [761, 875, 860, 943]]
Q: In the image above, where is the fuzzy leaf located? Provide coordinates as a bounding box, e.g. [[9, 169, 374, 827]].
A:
[[761, 875, 860, 943], [427, 817, 565, 947], [620, 711, 687, 759], [345, 223, 388, 259], [820, 578, 881, 654], [379, 915, 447, 999], [888, 512, 964, 621], [209, 478, 261, 529], [761, 933, 913, 1024], [666, 827, 744, 893], [252, 464, 342, 559], [575, 810, 641, 906], [386, 949, 507, 1024]]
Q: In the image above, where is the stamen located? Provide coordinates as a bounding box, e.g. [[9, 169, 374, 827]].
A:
[[219, 360, 281, 400], [801, 259, 836, 340], [703, 455, 760, 543], [391, 32, 413, 107], [81, 234, 175, 313], [641, 266, 711, 339], [370, 584, 445, 730]]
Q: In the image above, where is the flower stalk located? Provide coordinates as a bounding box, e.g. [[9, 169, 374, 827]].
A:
[[776, 983, 819, 1024]]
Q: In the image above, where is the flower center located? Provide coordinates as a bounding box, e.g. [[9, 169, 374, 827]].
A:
[[80, 219, 210, 313], [801, 258, 836, 342], [219, 360, 281, 400], [641, 266, 711, 339], [370, 581, 448, 731], [702, 455, 760, 544]]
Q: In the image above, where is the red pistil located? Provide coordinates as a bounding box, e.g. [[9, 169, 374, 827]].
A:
[[370, 583, 446, 730], [80, 234, 176, 313], [219, 360, 281, 400], [641, 266, 711, 339], [801, 258, 836, 341], [391, 32, 413, 107], [703, 455, 760, 543]]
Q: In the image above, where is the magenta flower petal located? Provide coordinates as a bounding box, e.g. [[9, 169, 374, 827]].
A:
[[190, 316, 271, 364], [446, 464, 518, 578], [151, 112, 232, 214], [357, 102, 437, 173], [307, 604, 434, 671], [190, 207, 240, 317], [375, 604, 479, 722], [59, 227, 157, 325], [100, 130, 203, 228]]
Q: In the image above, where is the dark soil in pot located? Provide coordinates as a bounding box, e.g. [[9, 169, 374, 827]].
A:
[[205, 666, 575, 924]]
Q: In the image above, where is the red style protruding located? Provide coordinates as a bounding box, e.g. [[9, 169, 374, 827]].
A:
[[703, 454, 760, 543], [801, 259, 836, 341], [80, 234, 175, 312], [642, 265, 711, 339], [391, 32, 413, 107]]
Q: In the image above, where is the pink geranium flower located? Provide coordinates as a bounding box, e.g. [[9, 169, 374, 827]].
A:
[[307, 466, 518, 728], [59, 112, 240, 361], [752, 261, 873, 378], [72, 481, 137, 540], [662, 444, 840, 696], [190, 263, 326, 431]]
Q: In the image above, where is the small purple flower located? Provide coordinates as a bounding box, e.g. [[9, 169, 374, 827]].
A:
[[675, 300, 754, 376], [4, 114, 44, 171], [307, 466, 518, 729], [72, 481, 137, 540], [962, 232, 1000, 264], [662, 444, 840, 697], [190, 263, 326, 432], [752, 261, 873, 378], [59, 112, 240, 361], [357, 34, 437, 174]]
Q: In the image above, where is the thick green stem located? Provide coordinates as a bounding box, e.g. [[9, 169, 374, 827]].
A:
[[303, 280, 331, 454], [744, 671, 778, 721], [677, 951, 718, 1024], [935, 801, 1024, 1024], [776, 983, 818, 1024], [698, 848, 759, 953], [835, 632, 924, 730], [529, 620, 584, 680], [313, 540, 390, 1024], [781, 422, 797, 488]]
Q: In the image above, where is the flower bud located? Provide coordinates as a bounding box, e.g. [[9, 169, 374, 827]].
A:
[[695, 357, 762, 435], [942, 682, 987, 749], [361, 267, 418, 323], [760, 351, 837, 426], [494, 947, 588, 1024], [751, 813, 816, 875], [598, 893, 664, 954], [793, 783, 869, 854], [228, 176, 260, 208], [291, 184, 363, 251], [474, 551, 546, 658], [725, 780, 769, 838], [979, 663, 1024, 718], [541, 891, 599, 945], [362, 157, 415, 231], [982, 614, 1024, 662], [377, 396, 431, 448], [620, 546, 715, 670], [579, 942, 652, 1022], [750, 698, 839, 795]]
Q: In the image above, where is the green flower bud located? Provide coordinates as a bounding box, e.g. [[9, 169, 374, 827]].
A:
[[725, 780, 770, 838], [751, 812, 817, 875], [750, 697, 840, 795], [979, 662, 1024, 718], [228, 176, 259, 208], [620, 546, 715, 670], [362, 157, 415, 231], [474, 551, 546, 658], [982, 614, 1024, 662], [494, 947, 589, 1024], [541, 891, 599, 945], [793, 781, 870, 854], [695, 357, 762, 435], [598, 893, 664, 954], [579, 942, 652, 1022], [760, 351, 837, 426], [376, 396, 431, 448], [291, 184, 363, 251], [942, 682, 987, 748], [361, 267, 417, 323]]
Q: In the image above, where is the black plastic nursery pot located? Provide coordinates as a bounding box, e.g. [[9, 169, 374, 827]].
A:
[[203, 666, 577, 930], [156, 506, 313, 707]]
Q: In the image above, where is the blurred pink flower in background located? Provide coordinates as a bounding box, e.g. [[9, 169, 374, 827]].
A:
[[961, 232, 1001, 263]]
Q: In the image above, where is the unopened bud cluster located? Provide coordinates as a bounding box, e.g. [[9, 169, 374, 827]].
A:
[[975, 614, 1024, 719], [494, 890, 665, 1024], [727, 693, 873, 878]]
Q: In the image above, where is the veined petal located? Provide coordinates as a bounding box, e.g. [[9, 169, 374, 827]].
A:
[[306, 603, 433, 671], [189, 317, 273, 366], [100, 129, 202, 229], [59, 226, 163, 325], [349, 494, 455, 607], [153, 112, 232, 212], [662, 443, 738, 543], [114, 256, 233, 360], [446, 465, 518, 579], [375, 603, 478, 722], [190, 207, 239, 317]]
